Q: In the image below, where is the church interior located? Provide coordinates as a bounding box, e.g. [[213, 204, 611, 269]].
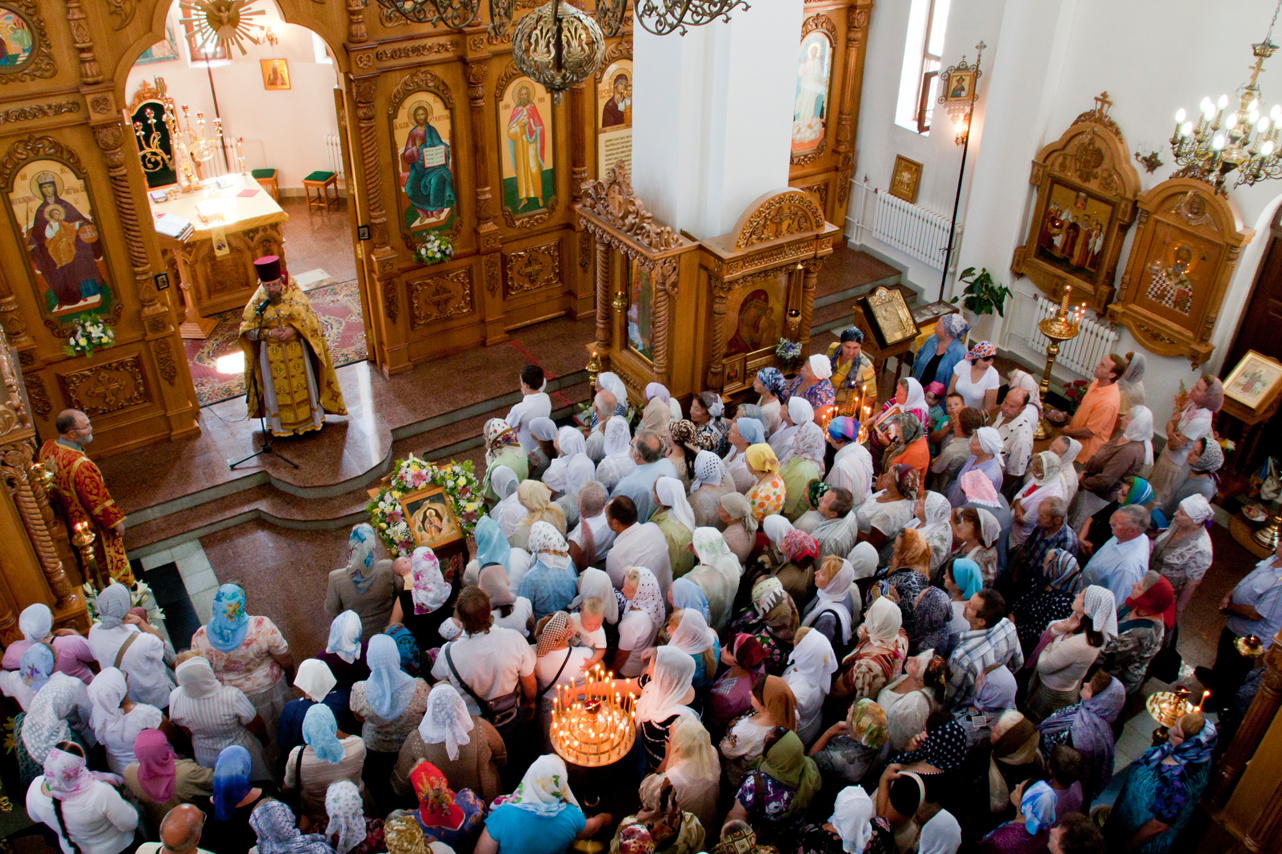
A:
[[4, 0, 1282, 851]]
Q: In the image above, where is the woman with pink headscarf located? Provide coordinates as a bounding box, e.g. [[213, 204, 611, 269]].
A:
[[1149, 375, 1224, 507]]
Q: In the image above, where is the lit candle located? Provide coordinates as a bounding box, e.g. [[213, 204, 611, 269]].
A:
[[1060, 283, 1072, 316]]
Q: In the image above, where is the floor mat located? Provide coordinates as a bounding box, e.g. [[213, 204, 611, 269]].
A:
[[183, 279, 367, 407], [138, 561, 202, 650]]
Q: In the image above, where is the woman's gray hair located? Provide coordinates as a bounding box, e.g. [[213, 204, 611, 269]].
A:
[[578, 481, 608, 517]]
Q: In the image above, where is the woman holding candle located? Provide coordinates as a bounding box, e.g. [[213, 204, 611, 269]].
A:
[[869, 379, 929, 474]]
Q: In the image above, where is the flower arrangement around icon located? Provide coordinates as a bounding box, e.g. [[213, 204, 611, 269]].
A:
[[775, 338, 802, 365], [63, 316, 115, 358], [413, 232, 454, 266], [367, 455, 482, 557]]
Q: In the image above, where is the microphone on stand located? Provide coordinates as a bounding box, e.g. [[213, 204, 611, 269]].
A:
[[255, 298, 271, 315]]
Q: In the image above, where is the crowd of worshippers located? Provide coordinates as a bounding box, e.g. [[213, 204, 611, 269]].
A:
[[5, 320, 1277, 854]]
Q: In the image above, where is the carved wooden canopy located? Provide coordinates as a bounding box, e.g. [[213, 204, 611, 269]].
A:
[[1011, 93, 1142, 313], [1107, 178, 1254, 368]]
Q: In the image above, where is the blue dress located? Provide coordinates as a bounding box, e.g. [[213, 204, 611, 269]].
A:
[[485, 803, 586, 854]]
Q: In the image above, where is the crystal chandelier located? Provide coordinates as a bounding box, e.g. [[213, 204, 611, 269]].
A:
[[512, 0, 605, 104], [1170, 0, 1282, 194]]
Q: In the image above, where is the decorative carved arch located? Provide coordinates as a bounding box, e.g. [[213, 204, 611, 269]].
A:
[[594, 39, 632, 82], [800, 11, 836, 38], [730, 188, 827, 249], [0, 1, 56, 84], [388, 66, 455, 116]]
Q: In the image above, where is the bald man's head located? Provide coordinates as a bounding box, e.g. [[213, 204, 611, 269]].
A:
[[55, 409, 92, 444], [160, 804, 206, 853]]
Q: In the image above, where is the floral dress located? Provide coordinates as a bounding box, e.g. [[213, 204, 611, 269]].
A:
[[1150, 527, 1213, 599], [190, 616, 288, 695], [726, 609, 792, 676], [835, 631, 909, 702], [1100, 610, 1165, 696], [783, 376, 836, 411], [748, 473, 786, 521]]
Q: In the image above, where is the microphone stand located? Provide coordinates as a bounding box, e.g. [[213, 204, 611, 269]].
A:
[[229, 299, 299, 470]]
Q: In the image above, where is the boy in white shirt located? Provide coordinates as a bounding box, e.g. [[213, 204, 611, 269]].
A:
[[505, 365, 552, 453]]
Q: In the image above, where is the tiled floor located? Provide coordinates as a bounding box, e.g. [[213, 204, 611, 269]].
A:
[[278, 196, 357, 283], [140, 540, 221, 623]]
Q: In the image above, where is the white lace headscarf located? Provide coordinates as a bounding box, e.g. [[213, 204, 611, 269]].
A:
[[418, 683, 475, 760]]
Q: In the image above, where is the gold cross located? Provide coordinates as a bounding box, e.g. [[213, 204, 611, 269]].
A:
[[1094, 92, 1113, 117]]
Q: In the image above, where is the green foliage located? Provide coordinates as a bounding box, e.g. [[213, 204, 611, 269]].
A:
[[950, 267, 1012, 318]]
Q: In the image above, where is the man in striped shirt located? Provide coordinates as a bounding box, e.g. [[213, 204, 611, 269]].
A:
[[947, 588, 1024, 702]]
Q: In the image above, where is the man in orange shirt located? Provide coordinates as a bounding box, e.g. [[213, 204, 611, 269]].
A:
[[1062, 353, 1129, 461]]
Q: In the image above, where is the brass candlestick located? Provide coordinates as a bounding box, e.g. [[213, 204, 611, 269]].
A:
[[71, 521, 106, 592], [585, 349, 603, 393], [1034, 287, 1086, 441], [1254, 504, 1282, 549]]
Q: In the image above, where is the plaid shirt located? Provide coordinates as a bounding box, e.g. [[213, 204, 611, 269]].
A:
[[1017, 522, 1078, 587], [947, 617, 1024, 701]]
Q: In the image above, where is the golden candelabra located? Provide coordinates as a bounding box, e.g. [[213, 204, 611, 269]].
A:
[[550, 664, 636, 767], [1254, 506, 1282, 549], [71, 521, 107, 592], [1145, 687, 1209, 746], [1034, 285, 1087, 441], [167, 104, 223, 182], [132, 105, 173, 176], [585, 349, 603, 394]]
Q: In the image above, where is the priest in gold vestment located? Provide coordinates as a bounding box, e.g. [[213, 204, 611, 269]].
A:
[[38, 409, 132, 584], [238, 256, 346, 436]]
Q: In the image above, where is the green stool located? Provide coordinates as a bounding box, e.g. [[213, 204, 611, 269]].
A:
[[302, 170, 338, 212], [251, 168, 278, 201]]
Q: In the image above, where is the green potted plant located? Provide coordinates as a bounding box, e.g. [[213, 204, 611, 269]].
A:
[[951, 266, 1012, 317]]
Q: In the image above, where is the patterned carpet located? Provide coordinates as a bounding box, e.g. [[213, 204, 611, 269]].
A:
[[183, 279, 368, 407]]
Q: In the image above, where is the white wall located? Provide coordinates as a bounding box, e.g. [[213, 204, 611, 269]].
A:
[[851, 0, 1282, 436], [125, 0, 343, 191]]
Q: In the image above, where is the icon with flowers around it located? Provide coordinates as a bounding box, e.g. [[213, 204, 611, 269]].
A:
[[366, 455, 482, 557]]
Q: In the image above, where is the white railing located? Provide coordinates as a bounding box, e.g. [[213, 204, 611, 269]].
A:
[[1027, 295, 1120, 377], [326, 134, 345, 181]]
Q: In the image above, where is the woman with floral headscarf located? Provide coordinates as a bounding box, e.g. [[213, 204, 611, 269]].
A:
[[324, 780, 381, 854], [477, 754, 609, 854], [249, 798, 335, 854], [326, 523, 400, 644], [168, 654, 268, 778], [826, 416, 874, 506], [190, 584, 293, 744], [517, 522, 579, 621], [17, 651, 94, 783], [1106, 712, 1217, 853], [1151, 495, 1214, 622], [754, 367, 788, 436], [776, 528, 820, 605], [0, 642, 51, 713], [1010, 549, 1081, 659], [409, 759, 486, 849], [483, 418, 529, 503], [284, 703, 366, 825], [351, 634, 429, 803], [948, 340, 1000, 412], [811, 698, 891, 792], [390, 544, 457, 652], [977, 778, 1057, 853], [612, 774, 705, 854], [745, 444, 786, 521], [881, 413, 930, 485], [26, 742, 139, 854]]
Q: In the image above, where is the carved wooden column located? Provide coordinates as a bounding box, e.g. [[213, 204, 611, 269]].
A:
[[800, 259, 821, 354], [704, 279, 730, 389], [833, 0, 872, 220], [1209, 627, 1282, 806], [464, 37, 506, 345], [0, 267, 33, 353], [593, 235, 610, 355], [568, 81, 595, 319], [651, 257, 679, 389], [347, 0, 368, 43], [64, 0, 101, 84]]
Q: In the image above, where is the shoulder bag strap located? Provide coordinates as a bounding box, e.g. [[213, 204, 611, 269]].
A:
[[539, 649, 573, 700], [113, 630, 140, 670], [294, 739, 305, 788], [444, 645, 487, 709]]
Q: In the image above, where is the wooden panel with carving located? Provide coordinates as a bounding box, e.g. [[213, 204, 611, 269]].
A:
[[503, 239, 562, 298], [56, 352, 150, 417], [408, 267, 475, 330]]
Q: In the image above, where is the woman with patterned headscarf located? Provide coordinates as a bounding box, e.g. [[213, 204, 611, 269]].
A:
[[881, 412, 930, 485], [709, 633, 767, 727], [27, 743, 139, 854], [1159, 435, 1222, 521], [1150, 375, 1224, 506], [391, 683, 504, 804], [689, 449, 735, 528], [1011, 548, 1082, 659], [351, 634, 430, 804], [949, 339, 1001, 412], [754, 367, 789, 436], [483, 418, 529, 503], [324, 780, 380, 854], [912, 313, 970, 389], [190, 584, 294, 742], [518, 522, 580, 621], [811, 698, 891, 790], [690, 391, 731, 457], [409, 759, 488, 849], [1009, 452, 1065, 548], [869, 378, 930, 474], [479, 754, 609, 854], [326, 523, 400, 644], [284, 703, 366, 825], [825, 415, 874, 505], [978, 778, 1058, 852], [248, 798, 335, 854]]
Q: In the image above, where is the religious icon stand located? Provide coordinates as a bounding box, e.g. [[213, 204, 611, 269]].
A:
[[1011, 93, 1142, 313], [1106, 178, 1254, 367]]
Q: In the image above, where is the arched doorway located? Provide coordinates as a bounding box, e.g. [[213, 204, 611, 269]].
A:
[[116, 0, 366, 410]]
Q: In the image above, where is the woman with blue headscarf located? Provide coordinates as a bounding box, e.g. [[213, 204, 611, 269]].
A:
[[1106, 711, 1217, 853], [944, 557, 984, 642], [754, 368, 788, 436], [912, 314, 970, 389], [191, 584, 294, 744], [723, 415, 766, 494], [977, 779, 1058, 853], [351, 633, 429, 805], [326, 523, 400, 644], [284, 703, 366, 825], [206, 745, 273, 854]]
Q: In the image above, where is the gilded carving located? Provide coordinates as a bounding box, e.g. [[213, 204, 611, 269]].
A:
[[791, 138, 827, 166], [501, 196, 558, 229], [89, 95, 112, 114], [102, 0, 136, 28], [387, 67, 455, 115], [594, 40, 632, 82], [800, 12, 836, 38], [504, 241, 561, 296], [578, 230, 591, 271], [64, 0, 101, 84], [409, 268, 474, 328], [375, 40, 459, 62], [355, 52, 374, 69], [153, 339, 177, 385], [59, 354, 149, 417], [483, 253, 501, 297], [578, 163, 681, 251], [732, 190, 826, 249], [25, 373, 49, 419], [383, 278, 400, 324], [0, 1, 56, 83], [0, 100, 80, 124]]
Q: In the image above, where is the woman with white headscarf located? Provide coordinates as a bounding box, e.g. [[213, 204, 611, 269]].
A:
[[784, 627, 837, 744], [1117, 351, 1147, 412], [797, 784, 895, 854], [326, 523, 399, 643], [686, 528, 744, 632], [392, 683, 505, 804], [665, 608, 720, 690], [801, 554, 859, 653], [351, 633, 429, 803], [784, 353, 837, 413], [553, 454, 597, 532], [86, 666, 166, 775], [767, 400, 800, 462], [477, 754, 610, 854], [320, 610, 370, 690], [26, 743, 139, 854], [169, 654, 269, 778], [718, 493, 758, 563], [1151, 494, 1214, 622], [1027, 586, 1112, 722], [594, 416, 636, 492], [542, 426, 590, 495], [1051, 435, 1083, 508], [631, 646, 698, 772], [2, 604, 96, 684], [324, 780, 369, 854], [689, 449, 735, 528], [947, 426, 1005, 506], [913, 489, 955, 574], [87, 583, 175, 711], [826, 419, 875, 507], [488, 466, 525, 538], [779, 398, 826, 520], [526, 417, 559, 483], [1009, 452, 1065, 548], [652, 475, 698, 579], [833, 596, 906, 702], [19, 661, 95, 773]]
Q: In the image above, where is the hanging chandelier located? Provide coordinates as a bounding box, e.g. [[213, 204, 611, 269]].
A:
[[512, 0, 605, 104], [630, 0, 749, 36], [1170, 0, 1282, 194]]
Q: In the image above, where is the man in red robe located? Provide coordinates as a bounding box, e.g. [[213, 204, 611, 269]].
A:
[[38, 409, 131, 585]]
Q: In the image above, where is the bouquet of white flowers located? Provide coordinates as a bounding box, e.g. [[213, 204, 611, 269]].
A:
[[63, 316, 115, 357], [413, 232, 454, 266]]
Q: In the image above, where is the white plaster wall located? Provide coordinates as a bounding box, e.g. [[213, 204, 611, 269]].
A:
[[851, 0, 1282, 435], [125, 1, 342, 192]]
